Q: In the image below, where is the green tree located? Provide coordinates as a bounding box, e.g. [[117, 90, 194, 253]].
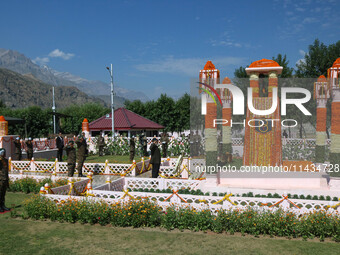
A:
[[175, 93, 190, 132], [61, 103, 109, 134], [296, 39, 340, 77]]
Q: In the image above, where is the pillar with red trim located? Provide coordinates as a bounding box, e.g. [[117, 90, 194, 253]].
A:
[[221, 77, 232, 162], [243, 59, 283, 167], [82, 118, 90, 139], [329, 58, 340, 175], [314, 75, 330, 163], [199, 61, 220, 171]]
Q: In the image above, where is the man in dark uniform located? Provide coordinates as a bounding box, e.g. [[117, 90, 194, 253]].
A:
[[0, 148, 10, 212], [75, 135, 87, 177], [26, 138, 34, 160], [56, 132, 64, 161], [160, 132, 169, 158], [150, 138, 161, 178], [65, 141, 76, 177], [129, 136, 135, 161], [13, 137, 22, 160], [97, 131, 105, 156]]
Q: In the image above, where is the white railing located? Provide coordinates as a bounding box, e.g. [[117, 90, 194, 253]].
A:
[[9, 158, 150, 177], [44, 189, 340, 215]]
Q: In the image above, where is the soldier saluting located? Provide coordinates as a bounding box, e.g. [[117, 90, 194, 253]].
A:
[[129, 136, 135, 161], [75, 135, 87, 177], [160, 132, 169, 158], [14, 137, 22, 160], [0, 148, 10, 212], [97, 130, 105, 156], [26, 137, 34, 160], [65, 140, 76, 177]]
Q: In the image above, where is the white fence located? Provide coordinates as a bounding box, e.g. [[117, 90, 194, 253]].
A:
[[43, 177, 340, 215], [9, 158, 150, 177]]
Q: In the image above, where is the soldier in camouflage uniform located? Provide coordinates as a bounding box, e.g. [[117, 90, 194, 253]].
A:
[[65, 140, 76, 177], [160, 132, 169, 158], [26, 137, 34, 160], [129, 136, 135, 161], [14, 137, 22, 160], [97, 131, 105, 156], [75, 135, 87, 177], [0, 148, 10, 212], [140, 133, 148, 157]]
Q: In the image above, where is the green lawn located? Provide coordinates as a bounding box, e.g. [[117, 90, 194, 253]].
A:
[[86, 154, 134, 163], [1, 192, 339, 255]]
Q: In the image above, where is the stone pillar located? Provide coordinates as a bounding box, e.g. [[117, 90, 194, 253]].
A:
[[314, 76, 330, 163], [82, 118, 90, 139], [205, 98, 217, 172], [330, 92, 340, 171]]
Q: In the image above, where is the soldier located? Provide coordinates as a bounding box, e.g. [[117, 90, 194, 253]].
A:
[[97, 130, 105, 156], [150, 138, 161, 178], [140, 133, 148, 157], [26, 138, 34, 160], [0, 148, 9, 212], [160, 132, 169, 158], [75, 135, 87, 177], [56, 132, 64, 162], [65, 141, 76, 177], [129, 136, 135, 161], [13, 137, 22, 160]]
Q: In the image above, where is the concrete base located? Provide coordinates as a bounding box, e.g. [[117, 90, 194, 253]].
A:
[[200, 171, 333, 193], [329, 177, 340, 190]]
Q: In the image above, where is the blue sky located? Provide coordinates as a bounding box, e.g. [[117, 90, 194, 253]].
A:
[[1, 0, 339, 99]]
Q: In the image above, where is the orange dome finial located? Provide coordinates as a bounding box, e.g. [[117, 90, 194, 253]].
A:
[[83, 118, 88, 123], [317, 75, 327, 82], [249, 59, 280, 68], [204, 61, 216, 70], [222, 77, 231, 84], [0, 116, 5, 121]]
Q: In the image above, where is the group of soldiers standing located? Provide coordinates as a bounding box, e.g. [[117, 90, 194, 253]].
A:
[[13, 137, 34, 160], [65, 134, 88, 177]]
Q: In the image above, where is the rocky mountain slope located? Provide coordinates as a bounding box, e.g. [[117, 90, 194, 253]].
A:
[[0, 48, 149, 101], [0, 68, 106, 108]]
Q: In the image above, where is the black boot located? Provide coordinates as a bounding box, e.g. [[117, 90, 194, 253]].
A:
[[2, 205, 10, 211]]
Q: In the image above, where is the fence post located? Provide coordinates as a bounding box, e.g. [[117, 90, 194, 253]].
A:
[[31, 157, 35, 172], [104, 160, 109, 175], [52, 158, 58, 181], [8, 157, 11, 172], [159, 178, 165, 190], [131, 160, 136, 177]]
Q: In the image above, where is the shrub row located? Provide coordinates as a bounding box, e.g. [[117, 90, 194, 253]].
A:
[[21, 196, 340, 242], [131, 188, 339, 201], [8, 178, 68, 194]]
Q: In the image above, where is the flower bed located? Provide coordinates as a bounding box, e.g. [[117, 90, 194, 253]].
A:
[[21, 196, 340, 242]]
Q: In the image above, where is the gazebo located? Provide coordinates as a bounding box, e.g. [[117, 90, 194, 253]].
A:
[[89, 108, 164, 137]]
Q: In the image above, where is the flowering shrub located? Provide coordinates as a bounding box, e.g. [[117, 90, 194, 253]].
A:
[[22, 196, 340, 241], [8, 178, 68, 194], [96, 136, 190, 157]]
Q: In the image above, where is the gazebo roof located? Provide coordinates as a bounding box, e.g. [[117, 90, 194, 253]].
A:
[[89, 108, 164, 131]]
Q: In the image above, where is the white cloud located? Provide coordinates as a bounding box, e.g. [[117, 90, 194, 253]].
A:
[[48, 49, 75, 60], [32, 57, 49, 65], [299, 49, 306, 56], [134, 56, 246, 76]]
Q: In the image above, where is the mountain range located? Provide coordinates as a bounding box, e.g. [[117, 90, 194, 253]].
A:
[[0, 48, 149, 106]]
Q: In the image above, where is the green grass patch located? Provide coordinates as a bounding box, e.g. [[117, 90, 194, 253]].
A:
[[1, 193, 340, 254]]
